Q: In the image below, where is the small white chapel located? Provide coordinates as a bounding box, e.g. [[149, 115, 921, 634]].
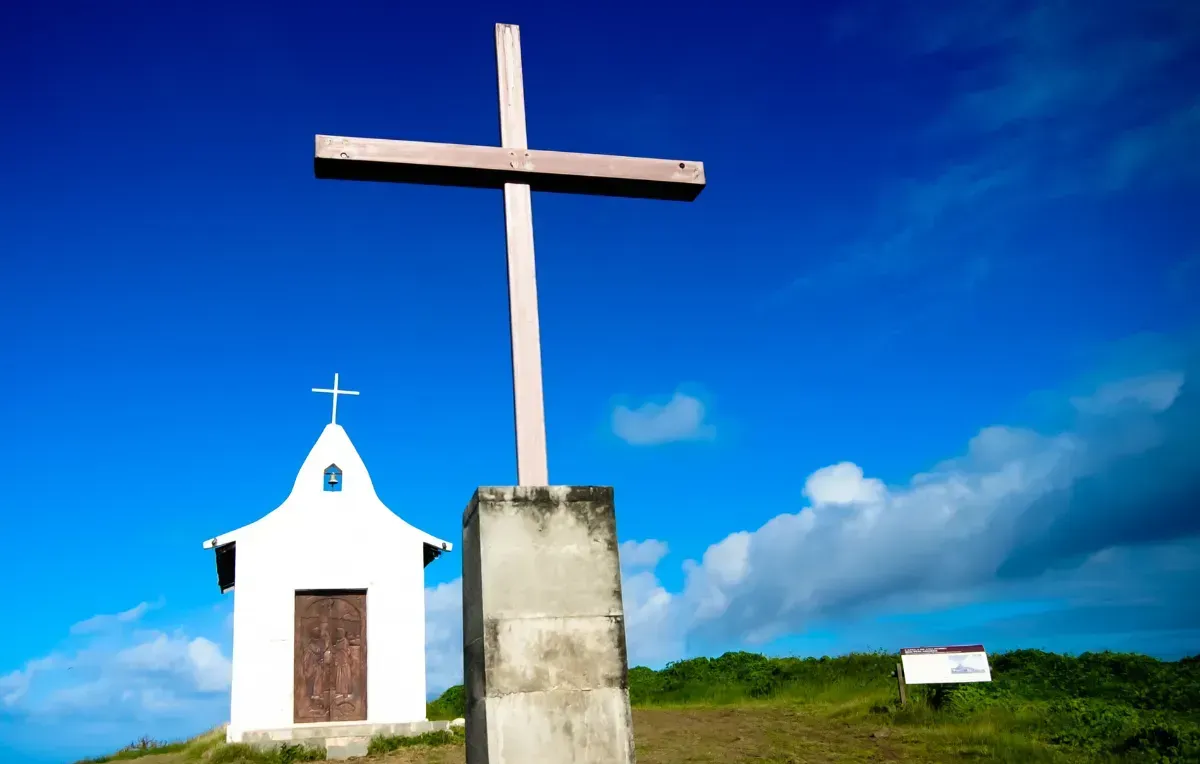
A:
[[202, 375, 452, 745]]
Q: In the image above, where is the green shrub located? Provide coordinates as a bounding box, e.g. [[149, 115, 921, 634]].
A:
[[275, 743, 325, 763], [208, 744, 270, 764], [1116, 718, 1200, 761], [427, 683, 466, 720], [938, 682, 1016, 715], [985, 649, 1200, 713], [427, 648, 1200, 721], [627, 649, 898, 705], [367, 728, 463, 755], [1045, 698, 1141, 752], [83, 649, 1196, 764], [205, 742, 324, 764]]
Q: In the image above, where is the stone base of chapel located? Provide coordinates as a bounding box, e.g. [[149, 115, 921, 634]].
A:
[[240, 720, 458, 760], [462, 486, 636, 764]]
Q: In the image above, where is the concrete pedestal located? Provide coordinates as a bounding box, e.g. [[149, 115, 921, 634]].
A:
[[462, 486, 635, 764]]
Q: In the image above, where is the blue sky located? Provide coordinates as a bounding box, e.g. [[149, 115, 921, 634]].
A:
[[2, 0, 1199, 760]]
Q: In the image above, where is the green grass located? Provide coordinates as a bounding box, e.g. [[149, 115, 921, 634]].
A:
[[73, 737, 189, 763], [74, 732, 218, 763], [206, 741, 324, 763], [77, 649, 1200, 763], [74, 728, 325, 764], [424, 648, 1200, 762], [367, 727, 465, 755], [425, 684, 464, 721]]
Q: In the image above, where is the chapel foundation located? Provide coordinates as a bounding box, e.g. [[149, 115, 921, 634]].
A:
[[462, 486, 635, 764]]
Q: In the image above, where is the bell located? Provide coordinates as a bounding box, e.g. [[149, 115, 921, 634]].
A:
[[328, 472, 339, 485]]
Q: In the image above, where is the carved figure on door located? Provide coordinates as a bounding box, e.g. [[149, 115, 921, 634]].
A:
[[333, 627, 352, 698], [301, 625, 325, 701]]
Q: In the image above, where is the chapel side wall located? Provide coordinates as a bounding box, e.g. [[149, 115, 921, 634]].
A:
[[228, 537, 296, 738], [228, 585, 245, 742], [365, 539, 428, 723]]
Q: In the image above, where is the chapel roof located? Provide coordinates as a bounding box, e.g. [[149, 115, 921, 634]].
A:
[[201, 422, 452, 592]]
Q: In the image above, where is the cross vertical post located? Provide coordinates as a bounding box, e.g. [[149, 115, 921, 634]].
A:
[[495, 23, 549, 487], [311, 373, 360, 425]]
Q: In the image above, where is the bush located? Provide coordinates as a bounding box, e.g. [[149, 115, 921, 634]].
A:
[[427, 683, 465, 720], [426, 648, 1200, 717], [984, 649, 1200, 713], [275, 743, 325, 763], [628, 649, 898, 705], [85, 649, 1193, 764], [206, 742, 324, 764], [1116, 718, 1200, 761], [1046, 698, 1141, 752], [208, 744, 269, 764], [428, 650, 901, 709], [367, 728, 463, 755]]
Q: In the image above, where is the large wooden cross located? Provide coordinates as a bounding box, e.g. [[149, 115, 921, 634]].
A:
[[314, 23, 706, 486]]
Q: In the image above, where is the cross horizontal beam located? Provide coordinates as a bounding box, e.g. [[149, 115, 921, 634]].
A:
[[314, 135, 706, 202]]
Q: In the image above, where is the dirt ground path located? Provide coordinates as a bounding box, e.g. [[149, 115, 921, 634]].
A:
[[371, 706, 923, 764]]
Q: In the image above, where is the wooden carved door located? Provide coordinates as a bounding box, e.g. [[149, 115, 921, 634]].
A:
[[294, 590, 367, 723]]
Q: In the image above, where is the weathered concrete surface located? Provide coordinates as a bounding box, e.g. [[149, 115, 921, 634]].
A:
[[321, 736, 369, 760], [243, 720, 453, 760], [463, 486, 635, 764], [242, 719, 452, 741]]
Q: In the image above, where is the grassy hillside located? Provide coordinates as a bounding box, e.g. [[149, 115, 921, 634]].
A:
[[77, 649, 1200, 763]]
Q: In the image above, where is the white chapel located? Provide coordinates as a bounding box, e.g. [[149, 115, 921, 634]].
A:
[[202, 375, 452, 744]]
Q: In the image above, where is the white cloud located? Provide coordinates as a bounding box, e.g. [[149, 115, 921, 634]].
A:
[[618, 540, 684, 664], [426, 360, 1198, 675], [804, 462, 887, 506], [4, 605, 231, 732], [0, 656, 58, 708], [70, 600, 161, 635], [621, 568, 686, 666], [667, 365, 1195, 648], [612, 392, 713, 446], [116, 633, 231, 694], [620, 539, 669, 570], [1070, 371, 1184, 415], [424, 578, 463, 697]]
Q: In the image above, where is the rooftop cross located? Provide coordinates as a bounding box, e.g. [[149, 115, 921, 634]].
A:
[[311, 373, 360, 425], [313, 23, 706, 485]]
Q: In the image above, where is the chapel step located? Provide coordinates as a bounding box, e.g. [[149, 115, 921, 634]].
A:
[[242, 719, 458, 760]]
